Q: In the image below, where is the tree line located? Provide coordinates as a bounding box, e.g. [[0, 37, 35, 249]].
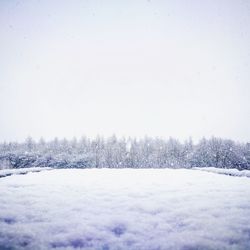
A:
[[0, 136, 250, 170]]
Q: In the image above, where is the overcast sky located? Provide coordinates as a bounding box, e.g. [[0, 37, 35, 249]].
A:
[[0, 0, 250, 142]]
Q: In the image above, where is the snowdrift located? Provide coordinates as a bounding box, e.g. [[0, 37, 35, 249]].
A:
[[0, 167, 52, 178], [194, 167, 250, 177]]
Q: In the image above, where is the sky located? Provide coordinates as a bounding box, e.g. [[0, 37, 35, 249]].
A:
[[0, 0, 250, 143]]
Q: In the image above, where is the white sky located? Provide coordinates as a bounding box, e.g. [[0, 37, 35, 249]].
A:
[[0, 0, 250, 142]]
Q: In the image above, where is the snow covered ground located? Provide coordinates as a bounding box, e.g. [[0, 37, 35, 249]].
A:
[[0, 168, 250, 250]]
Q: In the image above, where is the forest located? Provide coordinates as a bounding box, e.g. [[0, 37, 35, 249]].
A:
[[0, 136, 249, 170]]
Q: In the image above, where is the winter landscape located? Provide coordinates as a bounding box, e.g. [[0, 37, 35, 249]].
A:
[[1, 0, 250, 249], [1, 138, 250, 249]]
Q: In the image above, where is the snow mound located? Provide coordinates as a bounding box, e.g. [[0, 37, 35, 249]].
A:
[[0, 167, 52, 178], [194, 167, 250, 177], [0, 168, 250, 249]]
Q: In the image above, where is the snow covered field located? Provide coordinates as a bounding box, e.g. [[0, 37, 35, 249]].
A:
[[0, 168, 250, 250]]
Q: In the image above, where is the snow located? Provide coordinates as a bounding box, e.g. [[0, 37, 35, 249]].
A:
[[194, 167, 250, 178], [0, 167, 52, 178], [0, 168, 250, 250]]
